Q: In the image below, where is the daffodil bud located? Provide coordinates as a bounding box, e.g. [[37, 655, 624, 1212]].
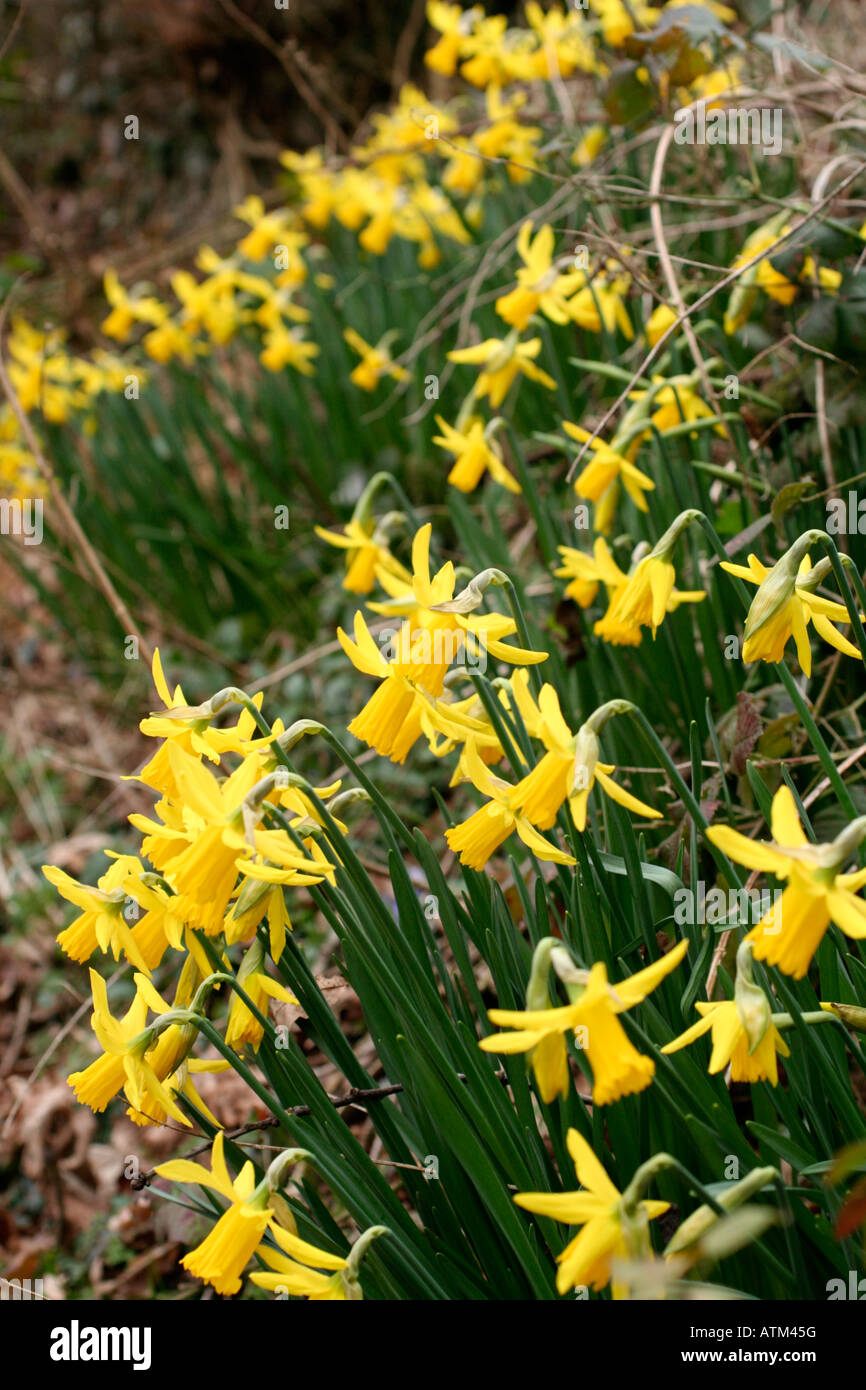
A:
[[265, 1146, 314, 1195], [664, 1165, 778, 1258], [820, 1002, 866, 1033]]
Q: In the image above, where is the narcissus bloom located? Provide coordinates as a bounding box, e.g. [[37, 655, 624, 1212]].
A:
[[644, 303, 678, 347], [100, 270, 167, 342], [365, 523, 546, 696], [556, 536, 629, 610], [721, 534, 862, 676], [662, 941, 789, 1084], [572, 124, 607, 167], [482, 939, 688, 1105], [260, 323, 319, 375], [563, 420, 654, 519], [250, 1223, 351, 1300], [662, 1000, 790, 1084], [424, 2, 476, 77], [137, 648, 262, 797], [495, 222, 587, 332], [514, 1127, 669, 1295], [433, 415, 520, 494], [445, 743, 574, 871], [724, 214, 794, 333], [225, 938, 298, 1052], [249, 1222, 388, 1301], [630, 375, 722, 436], [458, 12, 510, 87], [67, 969, 193, 1127], [130, 745, 329, 932], [155, 1132, 276, 1295], [315, 516, 410, 594], [344, 328, 408, 391], [609, 510, 704, 638], [43, 854, 151, 975], [448, 333, 555, 408], [507, 677, 661, 833], [517, 2, 597, 81], [707, 786, 866, 979], [568, 267, 634, 339], [339, 611, 427, 763]]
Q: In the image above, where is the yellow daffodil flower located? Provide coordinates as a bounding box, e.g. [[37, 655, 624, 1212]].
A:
[[482, 938, 688, 1105], [448, 332, 555, 408], [721, 534, 862, 676], [365, 523, 546, 696], [130, 745, 329, 932], [68, 969, 193, 1127], [514, 1127, 669, 1295], [155, 1132, 277, 1294], [608, 510, 704, 639], [43, 854, 152, 974], [225, 938, 298, 1051], [432, 414, 520, 493], [572, 123, 608, 167], [589, 0, 661, 47], [315, 516, 411, 593], [563, 420, 654, 521], [707, 786, 866, 979], [338, 610, 427, 763], [260, 324, 319, 375], [568, 267, 634, 339], [507, 677, 661, 832], [101, 270, 168, 342], [250, 1222, 388, 1301], [445, 742, 575, 870], [662, 940, 790, 1085], [344, 328, 408, 391], [495, 222, 588, 332], [663, 999, 791, 1085], [136, 649, 263, 797], [645, 303, 678, 347]]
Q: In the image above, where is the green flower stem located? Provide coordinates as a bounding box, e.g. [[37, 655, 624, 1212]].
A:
[[770, 1009, 843, 1030], [569, 357, 652, 387]]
